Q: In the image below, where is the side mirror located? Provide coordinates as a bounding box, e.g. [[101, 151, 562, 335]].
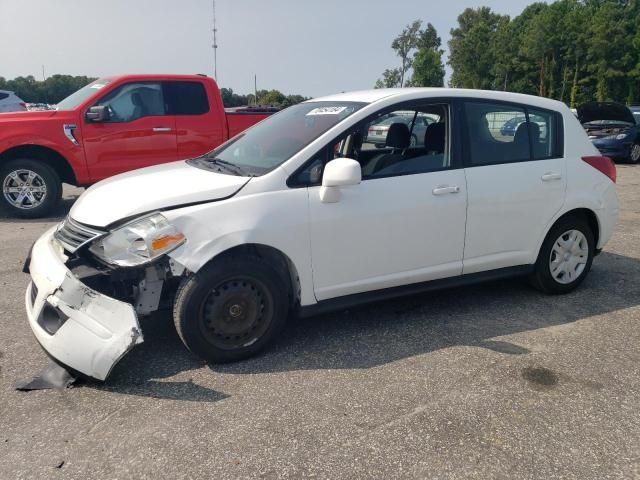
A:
[[320, 158, 361, 203], [85, 105, 110, 122]]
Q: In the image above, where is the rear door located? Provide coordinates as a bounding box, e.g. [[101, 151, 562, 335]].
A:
[[461, 100, 566, 274], [165, 80, 225, 160], [82, 81, 177, 180]]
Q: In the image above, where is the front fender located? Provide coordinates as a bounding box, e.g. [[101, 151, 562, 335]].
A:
[[163, 188, 317, 306]]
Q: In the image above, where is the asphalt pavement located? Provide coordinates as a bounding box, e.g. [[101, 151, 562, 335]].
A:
[[1, 168, 639, 479]]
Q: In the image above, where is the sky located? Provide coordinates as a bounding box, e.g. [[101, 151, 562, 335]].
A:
[[1, 0, 539, 98]]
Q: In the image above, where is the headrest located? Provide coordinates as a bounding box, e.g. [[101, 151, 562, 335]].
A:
[[424, 123, 446, 153], [385, 123, 410, 149], [514, 122, 529, 144], [131, 91, 143, 106], [529, 122, 541, 141]]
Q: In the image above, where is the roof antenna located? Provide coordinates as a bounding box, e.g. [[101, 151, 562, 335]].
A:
[[212, 0, 218, 81]]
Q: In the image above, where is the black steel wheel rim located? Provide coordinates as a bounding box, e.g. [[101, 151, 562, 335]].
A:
[[198, 276, 274, 350]]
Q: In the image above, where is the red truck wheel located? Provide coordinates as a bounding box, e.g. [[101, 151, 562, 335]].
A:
[[0, 159, 62, 218]]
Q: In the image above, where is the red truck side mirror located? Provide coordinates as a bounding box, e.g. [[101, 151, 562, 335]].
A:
[[85, 106, 110, 122]]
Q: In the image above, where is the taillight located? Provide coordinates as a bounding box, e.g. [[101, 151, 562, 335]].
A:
[[582, 155, 616, 183]]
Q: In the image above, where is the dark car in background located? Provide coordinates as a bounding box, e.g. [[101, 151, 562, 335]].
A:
[[499, 114, 548, 138], [578, 102, 640, 163]]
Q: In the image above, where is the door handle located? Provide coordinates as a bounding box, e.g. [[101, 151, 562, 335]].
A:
[[541, 172, 562, 182], [152, 127, 172, 132], [432, 185, 460, 196]]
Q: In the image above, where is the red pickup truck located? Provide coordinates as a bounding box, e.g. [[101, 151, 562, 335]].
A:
[[0, 74, 276, 217]]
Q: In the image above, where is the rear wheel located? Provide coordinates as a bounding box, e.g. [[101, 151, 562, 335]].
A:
[[530, 216, 595, 294], [629, 143, 640, 164], [173, 255, 289, 363], [0, 159, 61, 218]]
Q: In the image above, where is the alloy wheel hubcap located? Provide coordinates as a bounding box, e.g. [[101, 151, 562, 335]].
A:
[[549, 229, 589, 284], [631, 144, 640, 162], [2, 169, 47, 209]]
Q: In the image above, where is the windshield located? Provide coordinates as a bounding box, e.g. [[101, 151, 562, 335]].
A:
[[189, 101, 365, 176], [56, 79, 111, 110]]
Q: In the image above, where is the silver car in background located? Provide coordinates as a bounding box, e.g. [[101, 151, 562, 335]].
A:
[[0, 90, 27, 112], [365, 111, 437, 147]]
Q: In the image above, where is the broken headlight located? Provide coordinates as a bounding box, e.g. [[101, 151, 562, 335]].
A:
[[89, 213, 186, 267]]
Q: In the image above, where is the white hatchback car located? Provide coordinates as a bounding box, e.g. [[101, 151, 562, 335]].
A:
[[0, 90, 27, 112], [24, 88, 618, 381]]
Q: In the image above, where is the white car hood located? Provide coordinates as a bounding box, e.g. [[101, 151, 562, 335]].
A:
[[70, 161, 250, 227]]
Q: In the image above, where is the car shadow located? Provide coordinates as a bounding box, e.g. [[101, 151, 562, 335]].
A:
[[88, 312, 229, 403], [87, 250, 639, 401]]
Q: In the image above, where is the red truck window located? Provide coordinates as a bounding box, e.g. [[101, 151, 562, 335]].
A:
[[164, 81, 210, 115]]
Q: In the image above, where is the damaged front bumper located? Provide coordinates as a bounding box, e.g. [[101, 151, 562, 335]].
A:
[[25, 227, 143, 380]]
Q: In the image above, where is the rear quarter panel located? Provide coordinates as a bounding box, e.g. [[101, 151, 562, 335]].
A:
[[536, 108, 619, 251]]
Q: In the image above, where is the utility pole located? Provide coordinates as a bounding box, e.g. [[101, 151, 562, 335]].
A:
[[212, 0, 218, 81], [42, 65, 46, 81], [254, 74, 258, 105]]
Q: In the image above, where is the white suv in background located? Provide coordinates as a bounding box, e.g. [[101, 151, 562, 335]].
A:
[[24, 88, 618, 382], [0, 90, 27, 112]]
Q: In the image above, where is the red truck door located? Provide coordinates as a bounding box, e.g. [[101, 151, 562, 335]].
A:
[[82, 81, 178, 181], [164, 80, 226, 159]]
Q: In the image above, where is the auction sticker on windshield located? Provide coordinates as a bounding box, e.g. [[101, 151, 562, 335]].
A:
[[306, 106, 349, 116]]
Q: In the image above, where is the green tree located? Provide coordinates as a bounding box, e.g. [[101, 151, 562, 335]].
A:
[[374, 68, 402, 88], [448, 7, 507, 89], [391, 20, 423, 87]]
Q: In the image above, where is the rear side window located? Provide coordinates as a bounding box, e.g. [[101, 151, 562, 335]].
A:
[[165, 81, 209, 115], [465, 102, 529, 165], [0, 93, 9, 101], [464, 101, 562, 165]]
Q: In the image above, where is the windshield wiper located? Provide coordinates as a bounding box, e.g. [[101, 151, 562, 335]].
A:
[[205, 157, 248, 176]]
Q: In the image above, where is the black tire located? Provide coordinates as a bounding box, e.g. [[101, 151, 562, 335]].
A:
[[0, 159, 62, 218], [173, 254, 290, 363], [530, 215, 595, 294], [629, 142, 640, 164]]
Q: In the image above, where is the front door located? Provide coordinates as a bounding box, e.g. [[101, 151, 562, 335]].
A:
[[82, 81, 177, 181], [306, 102, 468, 301]]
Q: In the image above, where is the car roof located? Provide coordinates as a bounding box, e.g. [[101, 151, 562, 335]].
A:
[[310, 88, 567, 112], [98, 74, 213, 82]]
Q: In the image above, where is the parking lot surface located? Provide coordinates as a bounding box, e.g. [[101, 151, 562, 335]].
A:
[[1, 167, 640, 479]]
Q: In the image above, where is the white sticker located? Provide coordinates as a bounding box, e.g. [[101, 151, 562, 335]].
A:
[[306, 106, 348, 116], [90, 83, 107, 89]]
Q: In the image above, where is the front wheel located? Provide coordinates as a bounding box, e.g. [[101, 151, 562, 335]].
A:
[[530, 216, 595, 294], [173, 255, 290, 363], [0, 159, 61, 218]]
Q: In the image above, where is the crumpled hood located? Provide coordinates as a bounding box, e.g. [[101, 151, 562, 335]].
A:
[[578, 102, 635, 125], [70, 160, 250, 227]]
